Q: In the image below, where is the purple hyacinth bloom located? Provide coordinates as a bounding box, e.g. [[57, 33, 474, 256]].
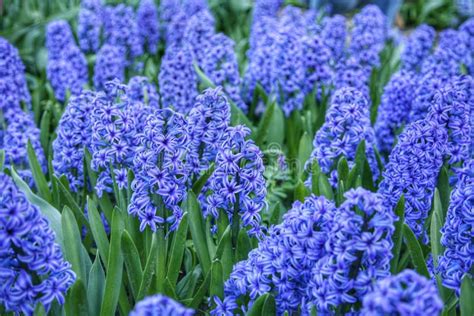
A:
[[361, 270, 443, 316], [379, 119, 447, 241], [215, 195, 337, 315], [78, 0, 102, 53], [201, 34, 247, 112], [103, 4, 143, 60], [460, 18, 474, 74], [204, 125, 266, 237], [0, 37, 31, 112], [374, 70, 417, 154], [349, 4, 387, 69], [137, 0, 160, 54], [438, 160, 473, 294], [186, 88, 230, 177], [272, 27, 305, 116], [335, 57, 371, 100], [409, 49, 461, 123], [53, 91, 96, 192], [0, 173, 76, 315], [158, 43, 197, 114], [90, 80, 149, 197], [400, 24, 435, 71], [127, 76, 160, 108], [307, 88, 379, 187], [302, 33, 332, 99], [47, 44, 88, 102], [131, 294, 194, 316], [243, 17, 278, 104], [46, 20, 88, 101], [1, 109, 47, 186], [94, 44, 125, 91], [279, 5, 307, 36], [309, 188, 395, 313], [183, 9, 215, 66], [46, 20, 75, 58], [129, 108, 189, 232], [427, 76, 473, 165], [438, 29, 470, 65], [321, 15, 347, 64]]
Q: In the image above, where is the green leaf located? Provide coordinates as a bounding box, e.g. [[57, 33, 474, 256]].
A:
[[88, 253, 105, 316], [255, 101, 275, 146], [311, 160, 321, 195], [137, 231, 160, 301], [65, 279, 88, 316], [236, 229, 252, 262], [56, 176, 91, 232], [122, 230, 143, 300], [294, 180, 310, 202], [39, 107, 51, 153], [297, 132, 313, 177], [62, 206, 89, 284], [337, 157, 349, 184], [460, 276, 473, 316], [210, 260, 224, 299], [189, 269, 211, 308], [27, 140, 52, 202], [403, 223, 430, 278], [167, 214, 189, 286], [0, 149, 5, 170], [184, 191, 211, 275], [87, 198, 110, 266], [192, 163, 215, 195], [11, 168, 63, 245], [431, 189, 444, 268], [100, 208, 125, 316], [390, 195, 405, 274], [318, 173, 333, 200], [266, 104, 285, 145], [437, 166, 450, 218], [247, 293, 276, 316]]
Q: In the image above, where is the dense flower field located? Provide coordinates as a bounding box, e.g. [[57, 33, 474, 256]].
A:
[[0, 0, 473, 315]]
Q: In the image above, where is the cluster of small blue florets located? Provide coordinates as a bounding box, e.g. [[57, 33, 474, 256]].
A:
[[460, 18, 474, 74], [379, 119, 447, 241], [272, 28, 305, 116], [159, 43, 197, 114], [307, 87, 379, 186], [46, 20, 88, 102], [213, 195, 336, 315], [0, 173, 76, 315], [0, 37, 31, 113], [78, 0, 102, 53], [204, 125, 266, 237], [137, 0, 160, 54], [186, 88, 230, 177], [129, 108, 189, 232], [201, 34, 247, 112], [130, 294, 194, 316], [427, 75, 473, 165], [90, 80, 146, 197], [127, 76, 160, 108], [400, 24, 435, 71], [438, 160, 473, 294], [310, 188, 395, 313], [103, 4, 143, 60], [53, 91, 96, 191], [321, 15, 347, 64], [302, 33, 332, 99], [1, 110, 47, 186], [374, 71, 416, 154], [215, 188, 394, 314], [183, 9, 215, 66], [349, 5, 387, 71], [94, 44, 126, 91], [360, 269, 443, 316]]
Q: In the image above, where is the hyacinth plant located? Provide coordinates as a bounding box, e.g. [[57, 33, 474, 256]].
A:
[[1, 1, 474, 315]]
